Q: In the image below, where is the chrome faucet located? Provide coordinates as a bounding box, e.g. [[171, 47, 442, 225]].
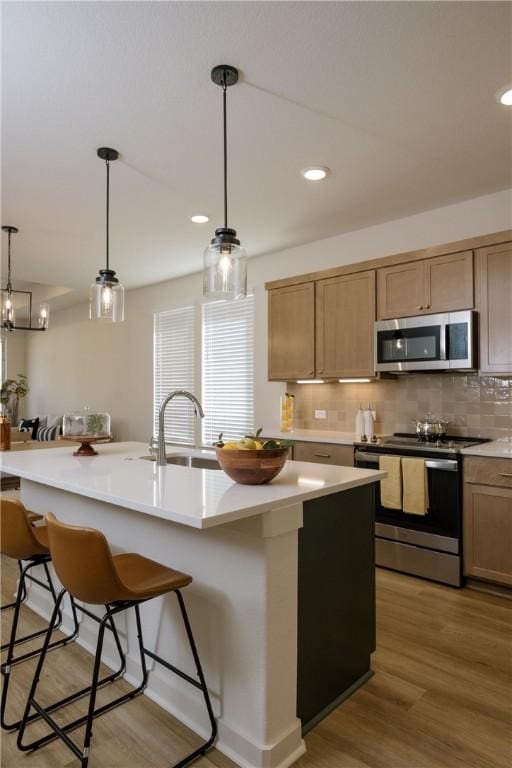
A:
[[155, 390, 205, 466]]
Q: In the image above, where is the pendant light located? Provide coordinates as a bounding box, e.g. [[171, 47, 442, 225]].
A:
[[1, 226, 49, 332], [90, 147, 124, 322], [203, 65, 247, 300]]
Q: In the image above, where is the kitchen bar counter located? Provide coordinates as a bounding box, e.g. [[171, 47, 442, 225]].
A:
[[2, 441, 384, 768], [0, 441, 383, 528], [461, 438, 512, 459]]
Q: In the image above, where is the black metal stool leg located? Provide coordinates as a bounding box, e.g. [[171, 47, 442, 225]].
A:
[[173, 590, 217, 767], [16, 601, 148, 759], [80, 610, 110, 767], [0, 561, 27, 611]]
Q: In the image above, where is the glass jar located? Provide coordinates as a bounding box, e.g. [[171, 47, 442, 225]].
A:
[[62, 407, 111, 437], [280, 393, 295, 433]]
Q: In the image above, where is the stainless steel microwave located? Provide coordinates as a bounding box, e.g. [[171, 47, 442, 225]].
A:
[[375, 310, 477, 372]]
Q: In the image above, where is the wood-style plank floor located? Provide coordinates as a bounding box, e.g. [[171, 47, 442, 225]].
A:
[[1, 553, 511, 768]]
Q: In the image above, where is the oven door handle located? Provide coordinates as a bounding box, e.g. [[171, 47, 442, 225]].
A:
[[354, 452, 458, 472]]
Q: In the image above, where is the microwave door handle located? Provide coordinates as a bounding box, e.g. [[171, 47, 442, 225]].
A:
[[440, 324, 447, 361]]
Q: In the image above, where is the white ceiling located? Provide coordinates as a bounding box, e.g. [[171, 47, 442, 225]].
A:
[[2, 1, 511, 304]]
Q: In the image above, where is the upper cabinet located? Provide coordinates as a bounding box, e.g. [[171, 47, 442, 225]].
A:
[[377, 250, 474, 320], [476, 242, 512, 374], [268, 283, 315, 381], [265, 230, 511, 381], [316, 271, 375, 378], [376, 261, 424, 319]]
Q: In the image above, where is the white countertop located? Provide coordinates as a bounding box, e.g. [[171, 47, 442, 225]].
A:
[[0, 441, 385, 529], [261, 428, 360, 445], [461, 438, 512, 460]]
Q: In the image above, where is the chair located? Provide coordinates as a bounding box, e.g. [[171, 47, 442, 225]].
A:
[[0, 498, 79, 730], [17, 512, 217, 767]]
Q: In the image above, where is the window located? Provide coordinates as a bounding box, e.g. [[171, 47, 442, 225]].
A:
[[153, 295, 254, 446], [153, 305, 196, 444], [202, 295, 254, 444]]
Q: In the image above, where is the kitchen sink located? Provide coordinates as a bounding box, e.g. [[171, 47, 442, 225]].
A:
[[140, 454, 221, 470]]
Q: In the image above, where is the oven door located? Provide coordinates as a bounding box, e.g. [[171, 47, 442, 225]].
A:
[[354, 452, 460, 549]]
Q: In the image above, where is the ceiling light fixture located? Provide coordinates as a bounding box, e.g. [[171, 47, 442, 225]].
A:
[[1, 226, 49, 332], [497, 86, 512, 106], [191, 215, 209, 224], [203, 65, 247, 300], [301, 166, 330, 182], [90, 147, 124, 322]]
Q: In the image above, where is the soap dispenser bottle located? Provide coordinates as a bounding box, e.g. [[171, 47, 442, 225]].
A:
[[364, 404, 375, 441], [355, 405, 365, 438]]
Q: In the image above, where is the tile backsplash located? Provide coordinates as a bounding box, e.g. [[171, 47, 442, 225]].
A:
[[287, 375, 512, 440]]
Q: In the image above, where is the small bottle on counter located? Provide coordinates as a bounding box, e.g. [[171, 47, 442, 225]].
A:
[[364, 404, 376, 441], [355, 405, 365, 438], [280, 392, 295, 433], [0, 414, 11, 451]]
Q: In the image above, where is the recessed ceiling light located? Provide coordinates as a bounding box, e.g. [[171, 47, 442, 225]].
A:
[[496, 86, 512, 106], [191, 214, 209, 223], [301, 166, 330, 182]]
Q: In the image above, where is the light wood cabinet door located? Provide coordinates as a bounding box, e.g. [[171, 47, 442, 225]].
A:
[[316, 271, 375, 378], [377, 262, 425, 319], [424, 250, 473, 313], [464, 482, 512, 586], [268, 283, 315, 380], [293, 441, 354, 467], [476, 242, 512, 374]]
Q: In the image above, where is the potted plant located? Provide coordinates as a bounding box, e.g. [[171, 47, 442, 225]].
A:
[[0, 373, 29, 425]]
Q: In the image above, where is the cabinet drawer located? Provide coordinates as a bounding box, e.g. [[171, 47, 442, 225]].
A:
[[293, 442, 354, 467], [464, 456, 512, 488]]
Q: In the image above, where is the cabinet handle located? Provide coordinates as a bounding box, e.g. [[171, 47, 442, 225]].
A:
[[417, 305, 423, 310], [314, 453, 331, 458], [318, 369, 323, 374], [497, 472, 512, 478], [425, 304, 431, 309], [309, 370, 314, 375]]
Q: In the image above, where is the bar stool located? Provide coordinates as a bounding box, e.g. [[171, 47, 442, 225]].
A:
[[17, 513, 217, 768], [0, 498, 79, 730]]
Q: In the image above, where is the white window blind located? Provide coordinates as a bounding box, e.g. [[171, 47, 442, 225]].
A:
[[202, 295, 254, 444], [153, 306, 196, 444]]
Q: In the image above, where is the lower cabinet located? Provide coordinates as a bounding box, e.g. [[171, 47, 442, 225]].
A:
[[463, 457, 512, 587], [292, 441, 354, 467]]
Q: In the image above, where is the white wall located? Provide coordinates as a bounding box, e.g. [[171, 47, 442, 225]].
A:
[[4, 333, 27, 420], [25, 189, 512, 441]]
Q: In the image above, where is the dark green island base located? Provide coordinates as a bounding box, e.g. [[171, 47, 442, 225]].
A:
[[297, 483, 376, 733]]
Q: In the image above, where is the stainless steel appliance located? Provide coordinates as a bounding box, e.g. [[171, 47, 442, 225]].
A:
[[375, 310, 476, 372], [354, 433, 490, 587]]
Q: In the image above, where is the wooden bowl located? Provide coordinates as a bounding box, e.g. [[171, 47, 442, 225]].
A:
[[216, 447, 289, 485]]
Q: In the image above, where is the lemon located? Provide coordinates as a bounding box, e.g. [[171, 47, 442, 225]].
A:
[[223, 442, 239, 450]]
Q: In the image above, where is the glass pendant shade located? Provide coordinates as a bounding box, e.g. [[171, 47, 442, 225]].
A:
[[89, 275, 124, 322], [1, 293, 15, 326], [38, 302, 50, 329], [203, 240, 247, 300]]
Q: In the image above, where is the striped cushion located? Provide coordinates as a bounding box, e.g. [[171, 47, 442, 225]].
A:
[[36, 424, 60, 441]]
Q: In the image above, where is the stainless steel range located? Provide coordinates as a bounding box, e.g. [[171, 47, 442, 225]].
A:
[[354, 433, 491, 587]]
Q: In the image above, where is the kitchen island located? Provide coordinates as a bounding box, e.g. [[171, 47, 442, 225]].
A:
[[0, 442, 385, 768]]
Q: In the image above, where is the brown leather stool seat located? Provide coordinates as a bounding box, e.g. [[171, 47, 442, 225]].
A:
[[17, 513, 216, 768], [1, 499, 50, 561], [43, 513, 192, 605], [0, 499, 78, 731]]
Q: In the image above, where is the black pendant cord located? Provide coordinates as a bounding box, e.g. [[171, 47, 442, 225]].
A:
[[105, 158, 110, 272], [222, 76, 228, 230]]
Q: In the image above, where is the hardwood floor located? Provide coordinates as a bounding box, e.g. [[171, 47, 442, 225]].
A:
[[1, 554, 511, 768]]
